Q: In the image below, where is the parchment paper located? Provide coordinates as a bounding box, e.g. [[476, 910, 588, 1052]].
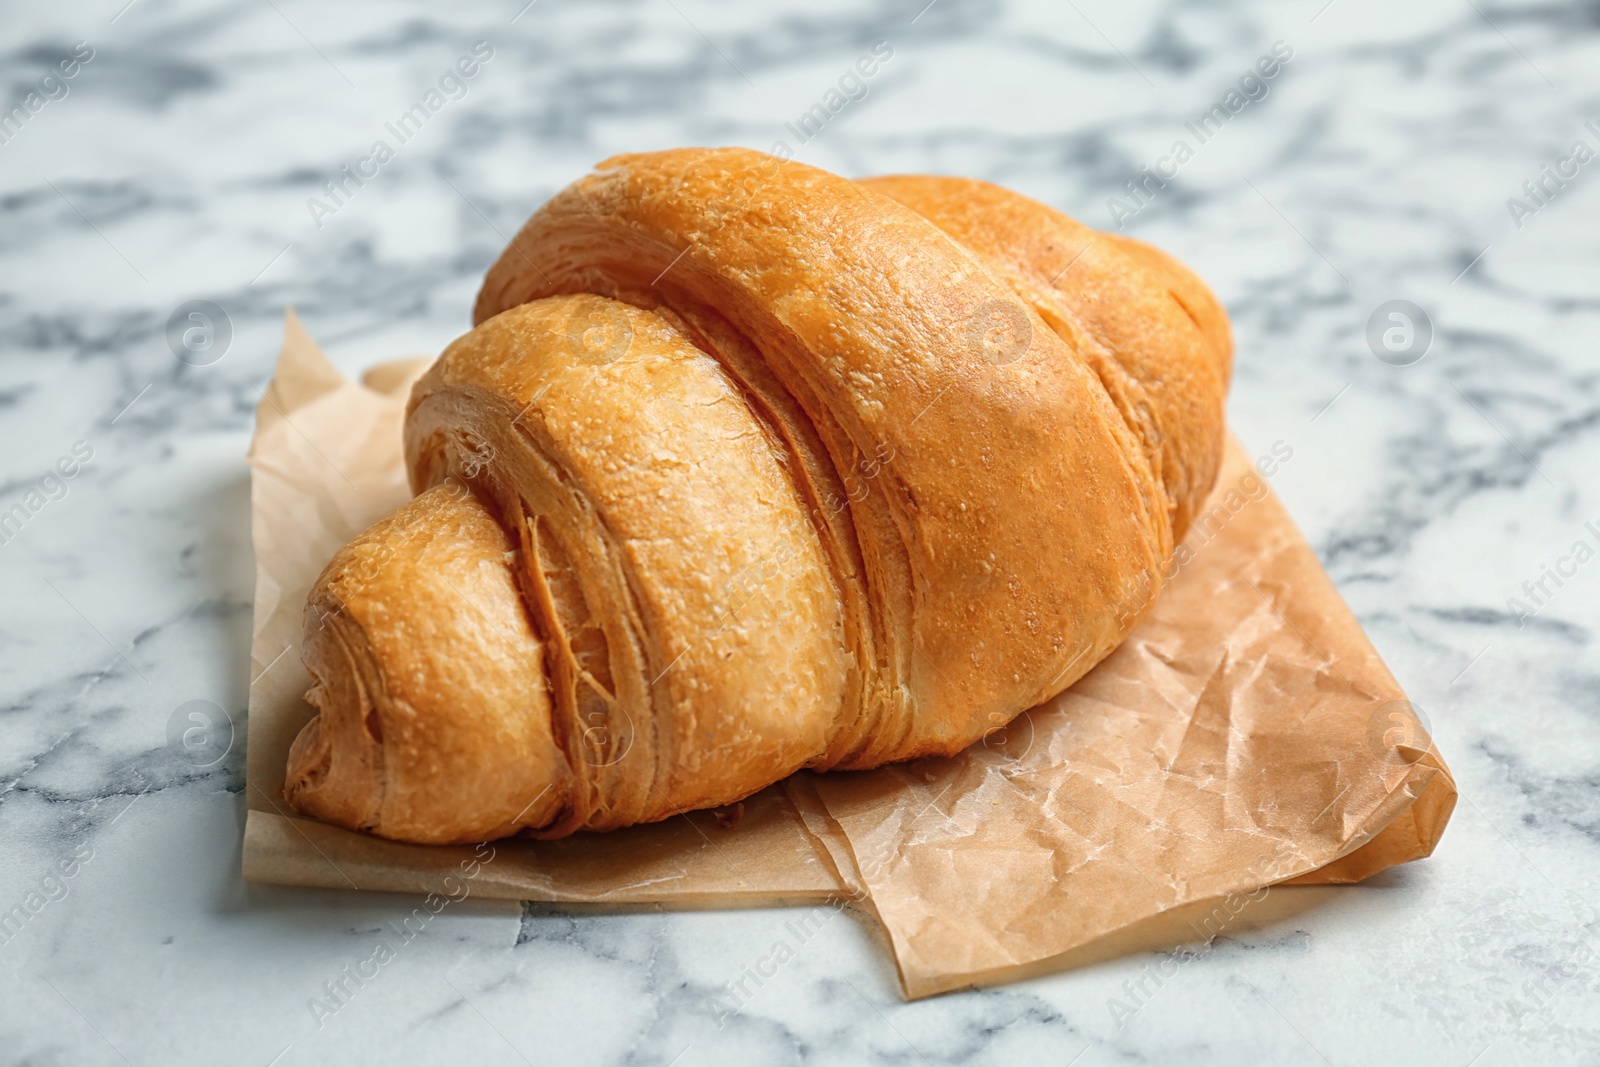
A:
[[243, 311, 1454, 997]]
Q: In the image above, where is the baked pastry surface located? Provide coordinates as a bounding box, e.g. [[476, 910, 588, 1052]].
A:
[[285, 148, 1231, 843]]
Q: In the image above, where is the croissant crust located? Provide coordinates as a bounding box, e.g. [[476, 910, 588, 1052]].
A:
[[284, 148, 1231, 843]]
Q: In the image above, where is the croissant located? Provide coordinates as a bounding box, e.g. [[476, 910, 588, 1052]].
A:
[[284, 147, 1232, 844]]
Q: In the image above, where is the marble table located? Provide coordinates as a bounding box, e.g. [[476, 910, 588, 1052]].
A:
[[2, 0, 1597, 1063]]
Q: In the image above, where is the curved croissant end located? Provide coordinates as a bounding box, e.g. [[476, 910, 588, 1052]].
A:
[[285, 148, 1230, 844]]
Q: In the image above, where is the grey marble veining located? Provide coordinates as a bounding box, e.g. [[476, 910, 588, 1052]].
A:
[[1, 0, 1597, 1063]]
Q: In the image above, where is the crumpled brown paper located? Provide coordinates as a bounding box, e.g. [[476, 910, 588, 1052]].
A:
[[243, 311, 1454, 998]]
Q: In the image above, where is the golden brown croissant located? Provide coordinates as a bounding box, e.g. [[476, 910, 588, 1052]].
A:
[[284, 147, 1232, 844]]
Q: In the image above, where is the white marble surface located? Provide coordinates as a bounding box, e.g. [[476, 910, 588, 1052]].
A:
[[1, 0, 1598, 1063]]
